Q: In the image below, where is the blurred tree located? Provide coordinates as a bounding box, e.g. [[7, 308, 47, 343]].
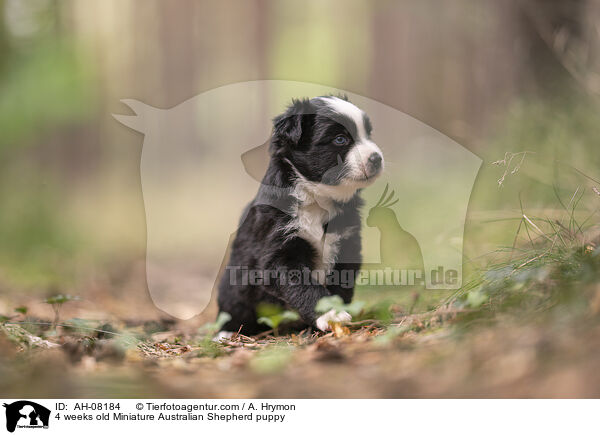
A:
[[518, 0, 589, 96], [0, 0, 12, 73]]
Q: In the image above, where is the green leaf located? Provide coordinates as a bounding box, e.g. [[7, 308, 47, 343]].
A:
[[315, 295, 345, 313], [44, 294, 79, 305], [344, 300, 366, 316], [199, 312, 232, 336], [256, 303, 283, 318], [257, 316, 276, 329], [466, 288, 488, 308], [256, 304, 299, 330], [316, 295, 365, 317], [280, 310, 300, 323], [258, 310, 299, 330]]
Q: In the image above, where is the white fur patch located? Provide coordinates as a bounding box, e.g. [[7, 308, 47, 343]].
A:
[[316, 309, 352, 331], [322, 96, 368, 139], [283, 162, 373, 275], [213, 330, 234, 342], [285, 180, 341, 277]]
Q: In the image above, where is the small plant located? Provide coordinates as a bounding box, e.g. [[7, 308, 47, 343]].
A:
[[196, 338, 228, 358], [44, 294, 79, 330], [492, 151, 534, 187], [198, 312, 232, 337], [194, 312, 232, 358], [362, 300, 394, 324], [14, 306, 28, 315], [257, 304, 300, 335], [315, 295, 365, 317], [464, 287, 489, 309]]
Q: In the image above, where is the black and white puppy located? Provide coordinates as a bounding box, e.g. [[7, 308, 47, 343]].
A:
[[217, 96, 383, 337]]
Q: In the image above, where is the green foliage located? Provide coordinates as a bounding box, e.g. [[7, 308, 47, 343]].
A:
[[193, 313, 232, 358], [195, 339, 227, 359], [14, 306, 28, 315], [95, 323, 118, 340], [113, 333, 140, 351], [493, 98, 600, 172], [0, 182, 80, 288], [44, 294, 79, 306], [0, 33, 97, 289], [63, 318, 96, 335], [257, 304, 300, 331], [0, 40, 97, 150], [45, 294, 79, 328], [315, 295, 365, 317], [465, 287, 488, 309], [198, 312, 232, 337], [363, 300, 394, 324]]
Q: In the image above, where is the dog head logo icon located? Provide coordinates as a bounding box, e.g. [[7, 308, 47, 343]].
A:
[[3, 401, 50, 433]]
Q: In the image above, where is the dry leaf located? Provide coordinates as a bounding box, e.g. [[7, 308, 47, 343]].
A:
[[331, 322, 350, 338]]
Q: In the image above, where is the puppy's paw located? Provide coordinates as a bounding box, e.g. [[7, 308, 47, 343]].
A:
[[212, 330, 235, 342], [315, 309, 352, 331]]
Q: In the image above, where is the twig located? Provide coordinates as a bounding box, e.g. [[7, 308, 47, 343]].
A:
[[4, 321, 137, 342]]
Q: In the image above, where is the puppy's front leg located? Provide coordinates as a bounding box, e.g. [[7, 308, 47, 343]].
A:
[[277, 276, 331, 328], [272, 272, 350, 331], [266, 239, 351, 331]]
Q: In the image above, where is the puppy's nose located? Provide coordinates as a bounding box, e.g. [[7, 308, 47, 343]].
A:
[[368, 153, 382, 170]]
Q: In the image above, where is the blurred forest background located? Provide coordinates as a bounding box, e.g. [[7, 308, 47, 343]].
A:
[[1, 0, 600, 398], [1, 0, 599, 294]]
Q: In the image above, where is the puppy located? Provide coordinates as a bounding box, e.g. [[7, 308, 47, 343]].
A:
[[217, 96, 383, 336]]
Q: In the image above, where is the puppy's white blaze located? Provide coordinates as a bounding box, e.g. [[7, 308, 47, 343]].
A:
[[316, 309, 352, 331], [322, 96, 368, 140]]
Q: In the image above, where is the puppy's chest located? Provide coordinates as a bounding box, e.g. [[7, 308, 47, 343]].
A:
[[294, 202, 350, 272]]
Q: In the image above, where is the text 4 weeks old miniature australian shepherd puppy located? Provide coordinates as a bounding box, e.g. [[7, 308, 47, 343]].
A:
[[217, 96, 383, 337]]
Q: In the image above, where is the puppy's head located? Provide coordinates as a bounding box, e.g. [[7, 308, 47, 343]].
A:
[[271, 96, 384, 201]]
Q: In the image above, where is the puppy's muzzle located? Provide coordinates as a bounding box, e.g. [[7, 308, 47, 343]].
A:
[[365, 151, 383, 178]]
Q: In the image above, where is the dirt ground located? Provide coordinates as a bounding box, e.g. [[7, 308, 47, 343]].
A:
[[2, 257, 600, 399]]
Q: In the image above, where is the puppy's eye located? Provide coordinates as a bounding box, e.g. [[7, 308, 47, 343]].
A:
[[333, 135, 349, 146]]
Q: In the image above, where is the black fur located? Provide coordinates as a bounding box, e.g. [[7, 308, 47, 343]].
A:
[[217, 96, 380, 334]]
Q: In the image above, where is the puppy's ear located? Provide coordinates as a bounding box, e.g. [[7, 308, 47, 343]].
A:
[[270, 98, 314, 154]]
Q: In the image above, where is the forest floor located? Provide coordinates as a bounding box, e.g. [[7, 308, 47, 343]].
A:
[[2, 226, 600, 398]]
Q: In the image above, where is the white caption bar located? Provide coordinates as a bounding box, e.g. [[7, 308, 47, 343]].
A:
[[1, 399, 598, 434]]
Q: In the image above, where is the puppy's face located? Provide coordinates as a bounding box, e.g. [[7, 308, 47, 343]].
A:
[[271, 96, 384, 199]]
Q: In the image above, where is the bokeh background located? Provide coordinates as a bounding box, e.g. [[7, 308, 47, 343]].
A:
[[1, 0, 600, 398], [2, 0, 599, 298]]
